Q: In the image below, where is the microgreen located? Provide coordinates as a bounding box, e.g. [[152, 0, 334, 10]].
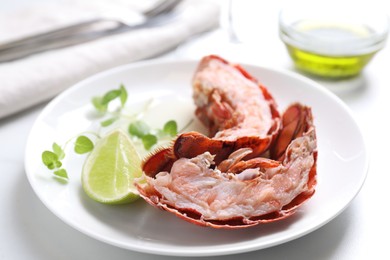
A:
[[42, 151, 62, 170], [129, 121, 150, 138], [53, 168, 68, 179], [101, 89, 121, 105], [74, 135, 94, 154], [92, 97, 107, 113], [163, 120, 178, 137], [52, 142, 65, 160], [119, 84, 127, 107], [128, 119, 179, 150], [92, 84, 128, 116], [142, 134, 158, 150], [100, 117, 118, 127], [41, 144, 67, 180], [41, 132, 99, 181]]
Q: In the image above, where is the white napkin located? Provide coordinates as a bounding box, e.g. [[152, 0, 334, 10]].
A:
[[0, 0, 220, 119]]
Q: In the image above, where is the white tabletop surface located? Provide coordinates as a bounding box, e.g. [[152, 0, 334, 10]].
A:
[[1, 0, 390, 259]]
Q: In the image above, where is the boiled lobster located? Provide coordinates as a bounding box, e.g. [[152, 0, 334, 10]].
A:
[[136, 55, 317, 229]]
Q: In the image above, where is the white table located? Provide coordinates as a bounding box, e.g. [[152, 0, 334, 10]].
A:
[[1, 0, 390, 259]]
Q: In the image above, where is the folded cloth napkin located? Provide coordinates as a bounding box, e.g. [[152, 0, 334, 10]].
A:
[[0, 0, 220, 119]]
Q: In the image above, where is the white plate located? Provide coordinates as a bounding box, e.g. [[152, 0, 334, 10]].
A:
[[25, 59, 368, 256]]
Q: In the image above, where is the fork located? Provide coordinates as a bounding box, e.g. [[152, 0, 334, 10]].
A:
[[0, 0, 182, 62]]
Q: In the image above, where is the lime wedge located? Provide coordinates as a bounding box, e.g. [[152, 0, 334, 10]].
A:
[[81, 129, 142, 204]]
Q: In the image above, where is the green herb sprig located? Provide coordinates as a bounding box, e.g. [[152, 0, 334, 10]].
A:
[[128, 120, 178, 150], [42, 143, 68, 180], [74, 135, 94, 154], [41, 134, 97, 181], [92, 84, 128, 127]]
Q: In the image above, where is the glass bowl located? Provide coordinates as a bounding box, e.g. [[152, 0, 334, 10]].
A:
[[279, 5, 389, 79]]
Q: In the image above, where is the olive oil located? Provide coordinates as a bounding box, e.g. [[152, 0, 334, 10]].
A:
[[285, 43, 376, 79], [280, 20, 385, 79]]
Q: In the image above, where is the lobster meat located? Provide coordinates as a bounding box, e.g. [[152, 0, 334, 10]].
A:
[[136, 55, 317, 229], [193, 55, 280, 139]]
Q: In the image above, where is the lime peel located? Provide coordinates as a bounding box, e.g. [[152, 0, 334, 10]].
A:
[[82, 129, 142, 204]]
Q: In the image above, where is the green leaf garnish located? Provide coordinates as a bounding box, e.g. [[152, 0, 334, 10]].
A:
[[92, 96, 107, 113], [42, 151, 62, 170], [100, 117, 118, 127], [129, 120, 179, 150], [101, 90, 121, 106], [74, 136, 94, 154], [142, 134, 157, 150], [119, 84, 127, 107], [52, 142, 65, 160], [54, 168, 68, 179], [92, 85, 128, 114], [129, 121, 150, 138], [163, 120, 178, 137]]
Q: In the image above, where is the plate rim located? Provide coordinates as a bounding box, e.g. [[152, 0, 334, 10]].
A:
[[24, 58, 369, 257]]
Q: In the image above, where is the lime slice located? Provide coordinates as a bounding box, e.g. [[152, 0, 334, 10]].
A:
[[82, 129, 142, 204]]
